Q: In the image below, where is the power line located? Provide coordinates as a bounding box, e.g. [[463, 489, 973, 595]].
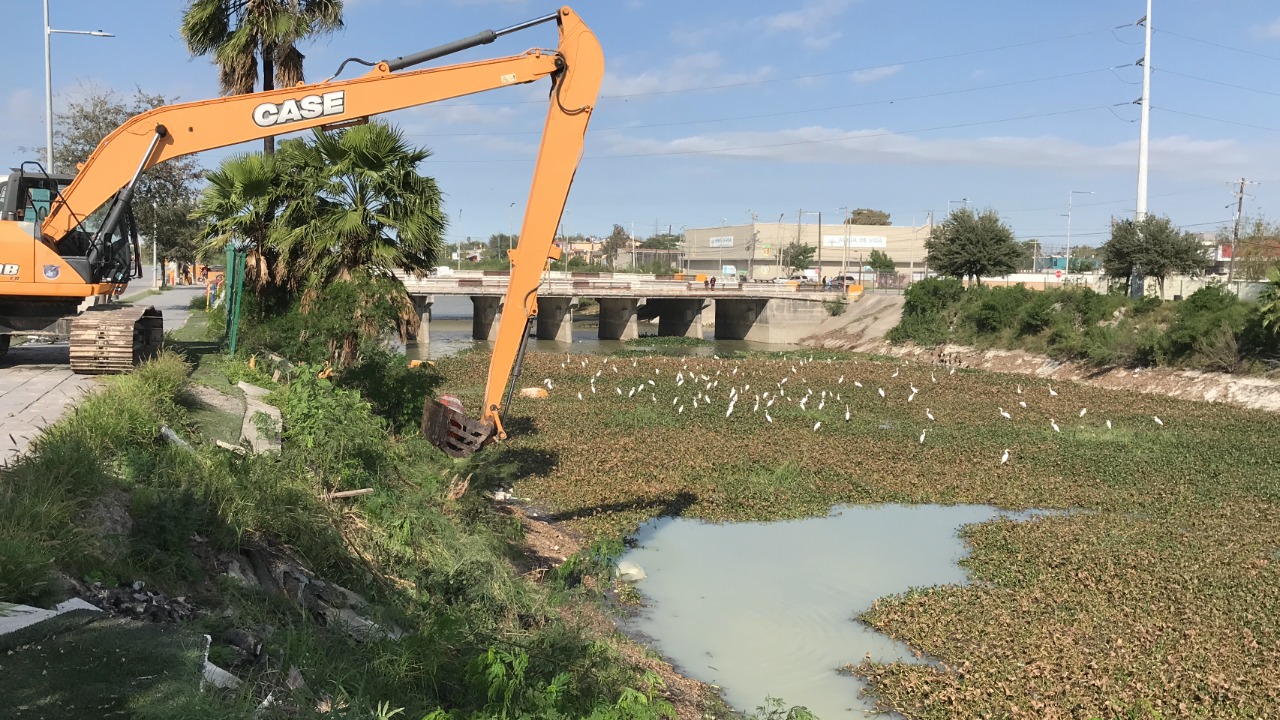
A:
[[442, 27, 1117, 107], [1157, 28, 1280, 63], [405, 68, 1115, 139], [426, 106, 1114, 163], [1152, 106, 1280, 133], [1156, 68, 1280, 98]]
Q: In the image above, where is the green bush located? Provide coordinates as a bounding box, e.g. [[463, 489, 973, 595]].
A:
[[1166, 286, 1250, 362], [901, 277, 965, 316], [337, 350, 444, 435], [971, 285, 1031, 334], [1019, 293, 1056, 335]]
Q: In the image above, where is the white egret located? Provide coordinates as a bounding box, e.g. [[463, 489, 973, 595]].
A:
[[845, 405, 851, 421], [878, 387, 886, 398], [1048, 386, 1058, 397], [1000, 449, 1010, 464], [765, 411, 773, 423], [1016, 384, 1022, 395], [577, 391, 583, 400], [813, 421, 822, 432], [931, 372, 937, 383], [854, 381, 863, 388], [919, 429, 927, 444], [616, 387, 622, 396], [1106, 419, 1113, 430], [1018, 401, 1027, 409], [925, 408, 935, 421], [1079, 408, 1087, 417], [1050, 419, 1060, 433], [999, 407, 1011, 420], [1153, 416, 1163, 426], [838, 375, 845, 384], [907, 391, 917, 403]]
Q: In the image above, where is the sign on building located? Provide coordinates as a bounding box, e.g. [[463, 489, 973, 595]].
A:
[[709, 236, 734, 248], [722, 265, 737, 276], [822, 235, 888, 249]]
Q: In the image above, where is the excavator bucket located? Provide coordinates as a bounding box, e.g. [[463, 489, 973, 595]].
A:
[[422, 395, 494, 458]]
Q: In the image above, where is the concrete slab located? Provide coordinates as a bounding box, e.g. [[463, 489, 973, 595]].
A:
[[0, 287, 203, 465]]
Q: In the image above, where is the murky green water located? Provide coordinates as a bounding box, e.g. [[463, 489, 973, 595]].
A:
[[404, 295, 800, 360], [620, 504, 1036, 719]]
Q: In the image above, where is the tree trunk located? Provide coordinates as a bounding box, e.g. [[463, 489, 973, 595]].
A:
[[262, 41, 276, 155]]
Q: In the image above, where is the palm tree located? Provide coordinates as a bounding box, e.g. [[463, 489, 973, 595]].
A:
[[190, 152, 280, 288], [181, 0, 343, 153], [271, 121, 446, 366], [271, 121, 445, 286]]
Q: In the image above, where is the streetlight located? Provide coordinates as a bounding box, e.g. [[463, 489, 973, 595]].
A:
[[838, 206, 850, 276], [799, 210, 823, 273], [1065, 190, 1094, 284], [947, 198, 970, 214], [45, 0, 113, 169]]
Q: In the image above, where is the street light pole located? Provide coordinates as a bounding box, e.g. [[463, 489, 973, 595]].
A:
[[1065, 190, 1094, 284], [44, 0, 113, 170]]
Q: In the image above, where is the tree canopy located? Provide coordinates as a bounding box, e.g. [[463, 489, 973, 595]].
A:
[[782, 242, 815, 273], [45, 87, 205, 264], [846, 208, 891, 226], [640, 233, 681, 250], [601, 224, 632, 262], [1101, 216, 1211, 295], [181, 0, 343, 152], [868, 249, 896, 274], [924, 208, 1021, 283]]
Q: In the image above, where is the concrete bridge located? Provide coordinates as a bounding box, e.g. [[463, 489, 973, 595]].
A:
[[396, 271, 851, 345]]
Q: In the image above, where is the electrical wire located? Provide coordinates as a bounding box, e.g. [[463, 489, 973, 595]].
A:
[[444, 27, 1117, 107], [1156, 68, 1280, 98], [426, 105, 1112, 163], [1152, 106, 1280, 133], [1157, 28, 1280, 63], [404, 67, 1115, 139]]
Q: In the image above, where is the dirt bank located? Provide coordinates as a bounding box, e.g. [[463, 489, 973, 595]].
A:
[[801, 293, 905, 352], [796, 294, 1280, 413], [866, 342, 1280, 413]]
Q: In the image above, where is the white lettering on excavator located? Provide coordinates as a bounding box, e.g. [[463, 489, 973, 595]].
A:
[[1, 264, 19, 275], [252, 91, 345, 128]]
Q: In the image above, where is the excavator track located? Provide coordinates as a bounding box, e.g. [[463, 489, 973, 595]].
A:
[[68, 305, 164, 375]]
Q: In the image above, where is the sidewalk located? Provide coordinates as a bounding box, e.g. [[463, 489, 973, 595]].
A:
[[1, 287, 203, 465]]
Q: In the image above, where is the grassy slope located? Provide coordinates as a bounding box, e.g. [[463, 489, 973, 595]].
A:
[[434, 348, 1280, 719], [0, 347, 680, 719]]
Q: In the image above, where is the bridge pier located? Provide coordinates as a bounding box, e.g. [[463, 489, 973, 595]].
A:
[[597, 297, 640, 341], [714, 298, 828, 343], [536, 296, 576, 343], [648, 298, 708, 338], [409, 295, 433, 343], [471, 296, 503, 341]]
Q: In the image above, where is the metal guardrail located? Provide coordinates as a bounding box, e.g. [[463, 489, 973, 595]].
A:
[[395, 272, 842, 300]]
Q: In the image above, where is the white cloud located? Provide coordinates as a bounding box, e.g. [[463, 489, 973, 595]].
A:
[[600, 126, 1261, 178], [1253, 17, 1280, 38], [851, 65, 903, 84], [602, 52, 773, 97], [758, 0, 855, 49]]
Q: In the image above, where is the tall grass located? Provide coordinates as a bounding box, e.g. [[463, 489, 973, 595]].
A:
[[1, 350, 678, 719]]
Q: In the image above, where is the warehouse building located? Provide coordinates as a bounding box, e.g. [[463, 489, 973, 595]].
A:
[[681, 221, 932, 281]]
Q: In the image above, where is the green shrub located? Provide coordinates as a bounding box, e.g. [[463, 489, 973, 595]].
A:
[[337, 350, 444, 434], [901, 277, 965, 316], [968, 285, 1030, 335], [886, 312, 949, 345], [1019, 293, 1056, 335], [1166, 286, 1250, 362], [187, 295, 209, 311]]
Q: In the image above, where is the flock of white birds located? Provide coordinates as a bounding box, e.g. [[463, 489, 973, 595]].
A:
[[542, 352, 1167, 466]]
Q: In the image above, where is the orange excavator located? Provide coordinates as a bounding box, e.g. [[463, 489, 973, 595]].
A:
[[0, 6, 601, 454]]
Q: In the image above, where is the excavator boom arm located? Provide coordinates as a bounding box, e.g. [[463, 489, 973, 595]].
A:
[[43, 9, 597, 246], [40, 7, 602, 455]]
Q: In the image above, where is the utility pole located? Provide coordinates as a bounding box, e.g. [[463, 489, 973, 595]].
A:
[[1132, 0, 1153, 298], [1228, 177, 1257, 285], [747, 210, 758, 280]]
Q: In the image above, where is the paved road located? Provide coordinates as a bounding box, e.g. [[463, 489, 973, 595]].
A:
[[1, 287, 203, 466]]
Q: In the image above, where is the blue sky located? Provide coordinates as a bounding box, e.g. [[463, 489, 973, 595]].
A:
[[6, 0, 1280, 251]]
